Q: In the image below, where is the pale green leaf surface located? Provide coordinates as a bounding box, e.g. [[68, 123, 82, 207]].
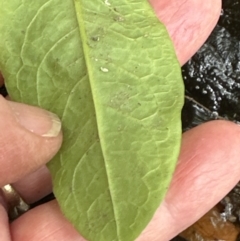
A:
[[0, 0, 184, 240]]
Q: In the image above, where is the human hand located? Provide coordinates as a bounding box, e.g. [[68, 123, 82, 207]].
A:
[[2, 0, 238, 241]]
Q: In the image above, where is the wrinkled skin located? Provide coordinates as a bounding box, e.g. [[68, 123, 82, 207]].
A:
[[2, 1, 239, 241]]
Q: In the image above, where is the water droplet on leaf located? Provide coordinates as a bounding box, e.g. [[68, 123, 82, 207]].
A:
[[100, 67, 109, 72]]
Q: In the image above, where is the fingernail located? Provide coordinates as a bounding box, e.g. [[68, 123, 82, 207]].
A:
[[8, 101, 61, 137]]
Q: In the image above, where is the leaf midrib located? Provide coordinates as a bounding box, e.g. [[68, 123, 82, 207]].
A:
[[72, 0, 120, 239]]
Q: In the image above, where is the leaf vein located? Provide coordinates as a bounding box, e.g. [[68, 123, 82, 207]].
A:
[[60, 76, 86, 121], [16, 0, 54, 104], [36, 27, 77, 105], [72, 0, 120, 238]]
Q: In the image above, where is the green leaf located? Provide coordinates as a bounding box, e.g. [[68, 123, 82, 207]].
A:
[[0, 0, 184, 240]]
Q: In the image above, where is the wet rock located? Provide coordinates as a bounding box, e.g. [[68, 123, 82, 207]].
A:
[[219, 0, 240, 40], [220, 182, 240, 225], [182, 0, 240, 131]]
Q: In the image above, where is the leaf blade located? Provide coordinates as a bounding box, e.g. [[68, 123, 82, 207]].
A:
[[0, 0, 184, 240]]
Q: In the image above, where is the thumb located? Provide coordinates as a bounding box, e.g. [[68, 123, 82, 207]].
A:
[[0, 96, 62, 186]]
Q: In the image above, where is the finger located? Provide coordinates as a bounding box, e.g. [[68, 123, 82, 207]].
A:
[[10, 121, 240, 241], [0, 96, 62, 186], [137, 120, 240, 241], [0, 193, 11, 241], [150, 0, 222, 65], [12, 166, 52, 204], [11, 200, 84, 241]]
